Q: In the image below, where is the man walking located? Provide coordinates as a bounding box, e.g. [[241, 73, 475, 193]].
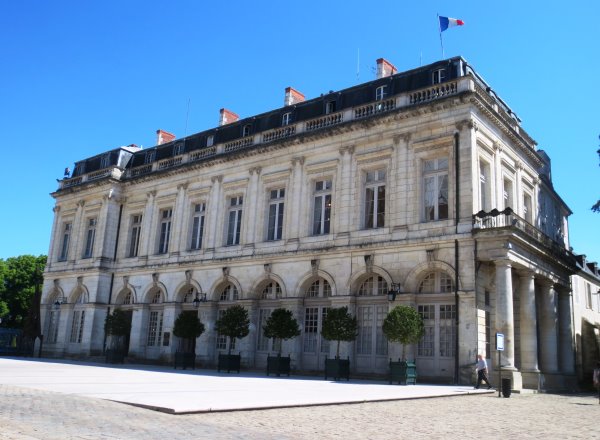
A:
[[475, 354, 493, 389]]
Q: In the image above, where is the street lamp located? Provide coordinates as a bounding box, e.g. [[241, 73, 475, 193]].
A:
[[387, 283, 401, 302], [192, 292, 207, 308]]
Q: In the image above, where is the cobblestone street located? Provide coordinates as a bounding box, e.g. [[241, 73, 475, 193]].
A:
[[1, 384, 598, 440]]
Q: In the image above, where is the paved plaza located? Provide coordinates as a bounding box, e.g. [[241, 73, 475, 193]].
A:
[[0, 358, 598, 439]]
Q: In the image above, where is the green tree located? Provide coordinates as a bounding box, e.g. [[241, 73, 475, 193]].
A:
[[173, 311, 205, 353], [215, 305, 250, 355], [321, 306, 358, 358], [104, 308, 132, 352], [0, 255, 46, 328], [382, 305, 424, 360], [263, 308, 300, 355]]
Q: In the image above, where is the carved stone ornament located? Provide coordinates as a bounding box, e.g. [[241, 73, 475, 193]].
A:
[[211, 175, 223, 184], [222, 267, 230, 278], [122, 276, 129, 287], [311, 259, 319, 276], [364, 254, 374, 273], [152, 273, 159, 285], [185, 270, 192, 283]]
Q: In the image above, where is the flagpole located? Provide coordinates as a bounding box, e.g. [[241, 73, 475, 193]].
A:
[[437, 14, 445, 59]]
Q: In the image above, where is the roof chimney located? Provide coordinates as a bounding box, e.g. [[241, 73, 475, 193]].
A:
[[156, 129, 176, 146], [376, 58, 397, 79], [284, 87, 305, 106], [219, 108, 239, 126]]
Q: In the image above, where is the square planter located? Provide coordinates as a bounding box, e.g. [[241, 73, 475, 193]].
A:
[[324, 356, 350, 381], [266, 354, 291, 376], [218, 353, 241, 373], [174, 351, 196, 370], [389, 359, 417, 385]]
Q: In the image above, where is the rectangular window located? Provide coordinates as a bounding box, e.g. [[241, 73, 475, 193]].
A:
[[82, 218, 97, 259], [523, 193, 533, 223], [267, 189, 285, 241], [144, 150, 155, 164], [479, 161, 490, 211], [433, 69, 446, 84], [313, 179, 332, 235], [503, 178, 514, 210], [586, 283, 593, 309], [375, 85, 387, 101], [158, 208, 173, 254], [485, 311, 491, 359], [424, 158, 449, 221], [417, 305, 434, 357], [227, 196, 243, 245], [375, 305, 388, 356], [47, 311, 59, 344], [439, 305, 456, 357], [58, 223, 71, 261], [173, 143, 184, 156], [364, 169, 386, 229], [282, 112, 292, 126], [356, 306, 373, 355], [242, 124, 251, 137], [207, 135, 214, 147], [303, 307, 318, 353], [100, 153, 110, 169], [325, 101, 336, 114], [69, 310, 85, 344], [147, 311, 164, 346], [128, 214, 142, 257], [190, 203, 205, 250], [320, 308, 330, 354]]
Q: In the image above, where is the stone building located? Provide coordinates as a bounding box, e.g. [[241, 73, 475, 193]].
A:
[[41, 57, 583, 390]]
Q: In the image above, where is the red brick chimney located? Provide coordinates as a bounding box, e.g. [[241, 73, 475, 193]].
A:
[[156, 129, 176, 145], [376, 58, 397, 79], [284, 87, 305, 106], [219, 108, 239, 126]]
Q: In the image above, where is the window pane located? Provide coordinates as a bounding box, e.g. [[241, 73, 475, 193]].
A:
[[365, 187, 375, 228], [376, 185, 385, 227]]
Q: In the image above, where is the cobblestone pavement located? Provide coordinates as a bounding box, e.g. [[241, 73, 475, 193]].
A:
[[1, 384, 598, 440]]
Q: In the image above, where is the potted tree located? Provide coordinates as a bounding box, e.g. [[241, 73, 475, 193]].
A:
[[321, 306, 357, 381], [215, 304, 249, 373], [104, 309, 132, 364], [172, 311, 205, 369], [382, 305, 424, 385], [263, 308, 300, 376]]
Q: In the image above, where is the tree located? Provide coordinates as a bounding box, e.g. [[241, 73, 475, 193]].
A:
[[0, 255, 46, 329], [321, 306, 358, 358], [104, 309, 132, 352], [263, 308, 300, 355], [215, 305, 250, 355], [382, 305, 424, 360], [173, 311, 205, 353]]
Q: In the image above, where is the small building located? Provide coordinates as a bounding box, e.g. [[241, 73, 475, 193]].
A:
[[41, 57, 588, 390]]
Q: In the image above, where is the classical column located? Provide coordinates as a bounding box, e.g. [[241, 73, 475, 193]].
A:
[[557, 288, 575, 374], [538, 280, 559, 373], [335, 145, 354, 236], [518, 271, 539, 372], [495, 260, 515, 369]]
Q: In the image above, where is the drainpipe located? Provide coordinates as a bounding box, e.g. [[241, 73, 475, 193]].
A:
[[103, 204, 123, 353]]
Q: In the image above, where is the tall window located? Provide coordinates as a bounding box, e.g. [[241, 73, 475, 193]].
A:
[[58, 222, 71, 261], [432, 68, 446, 84], [375, 85, 387, 101], [439, 305, 456, 357], [424, 158, 449, 221], [523, 193, 533, 223], [190, 203, 205, 250], [503, 178, 514, 210], [82, 218, 97, 259], [158, 208, 173, 254], [356, 305, 388, 356], [364, 169, 386, 229], [417, 305, 434, 356], [69, 310, 85, 343], [227, 196, 243, 245], [357, 275, 388, 296], [46, 310, 60, 344], [303, 307, 329, 354], [174, 143, 184, 156], [267, 189, 285, 241], [313, 179, 332, 235], [479, 160, 491, 211], [128, 214, 142, 257], [147, 311, 164, 346]]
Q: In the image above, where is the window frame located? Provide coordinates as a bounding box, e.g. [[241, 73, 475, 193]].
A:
[[312, 179, 332, 235], [432, 68, 446, 84], [226, 195, 243, 246], [82, 218, 97, 259], [128, 214, 142, 258], [423, 157, 449, 222], [363, 169, 386, 229], [190, 202, 206, 251], [375, 85, 387, 101], [267, 188, 285, 241], [157, 208, 173, 254]]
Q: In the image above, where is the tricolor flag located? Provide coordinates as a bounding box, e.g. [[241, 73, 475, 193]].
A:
[[439, 16, 464, 32]]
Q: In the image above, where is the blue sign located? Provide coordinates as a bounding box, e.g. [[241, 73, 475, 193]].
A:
[[496, 333, 505, 351]]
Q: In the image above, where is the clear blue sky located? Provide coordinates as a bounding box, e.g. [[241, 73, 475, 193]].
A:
[[1, 1, 598, 261]]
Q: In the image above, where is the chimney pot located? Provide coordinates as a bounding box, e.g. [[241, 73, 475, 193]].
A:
[[156, 129, 176, 146], [219, 108, 239, 126], [376, 58, 397, 79]]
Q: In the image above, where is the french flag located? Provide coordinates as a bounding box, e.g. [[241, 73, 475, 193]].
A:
[[439, 16, 464, 32]]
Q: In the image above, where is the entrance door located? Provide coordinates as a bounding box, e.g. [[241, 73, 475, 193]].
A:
[[416, 303, 456, 381], [355, 304, 388, 373], [301, 306, 329, 371]]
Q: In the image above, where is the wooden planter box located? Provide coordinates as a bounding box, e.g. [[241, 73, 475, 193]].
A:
[[105, 349, 126, 364], [389, 359, 417, 385], [324, 356, 350, 381], [266, 355, 291, 377], [174, 351, 196, 370], [218, 353, 241, 373]]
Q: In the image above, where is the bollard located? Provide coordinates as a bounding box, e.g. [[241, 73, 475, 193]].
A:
[[501, 378, 511, 398]]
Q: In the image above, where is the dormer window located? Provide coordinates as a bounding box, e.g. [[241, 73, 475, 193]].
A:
[[173, 143, 184, 156], [144, 150, 156, 164], [207, 135, 214, 147], [100, 153, 110, 169], [242, 124, 252, 137], [325, 101, 336, 114], [282, 112, 292, 126], [433, 69, 446, 84], [375, 85, 387, 101]]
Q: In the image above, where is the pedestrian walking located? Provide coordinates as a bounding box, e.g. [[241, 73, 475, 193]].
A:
[[474, 354, 492, 389], [593, 362, 600, 404]]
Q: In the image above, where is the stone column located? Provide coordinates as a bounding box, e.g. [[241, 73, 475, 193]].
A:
[[495, 260, 515, 369], [518, 271, 539, 372], [557, 289, 575, 374], [538, 280, 559, 373], [335, 145, 354, 237]]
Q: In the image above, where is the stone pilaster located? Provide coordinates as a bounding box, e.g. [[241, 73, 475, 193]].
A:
[[335, 145, 354, 237], [170, 183, 188, 255], [244, 167, 261, 246], [205, 175, 223, 250], [286, 157, 304, 242], [139, 191, 156, 258]]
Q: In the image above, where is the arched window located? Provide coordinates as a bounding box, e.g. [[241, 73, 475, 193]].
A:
[[418, 272, 454, 293], [261, 281, 282, 299], [123, 291, 133, 305], [306, 278, 332, 298], [182, 287, 195, 303], [150, 289, 163, 304], [357, 275, 388, 296], [220, 284, 239, 301]]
